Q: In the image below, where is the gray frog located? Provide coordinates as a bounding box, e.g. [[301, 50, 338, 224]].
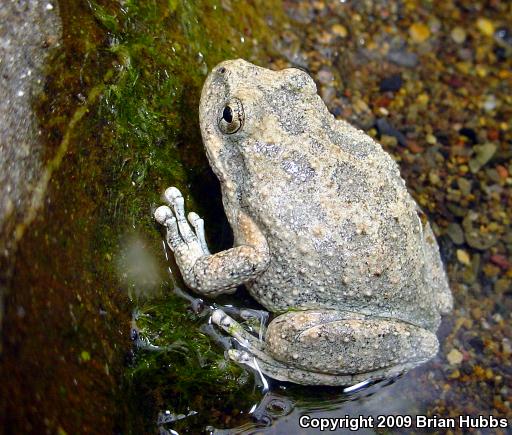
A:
[[154, 59, 452, 386]]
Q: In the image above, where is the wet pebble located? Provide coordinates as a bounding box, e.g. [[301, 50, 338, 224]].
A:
[[376, 118, 407, 146], [456, 249, 471, 266], [317, 68, 334, 85], [477, 18, 495, 37], [457, 178, 472, 196], [446, 222, 464, 245], [451, 27, 467, 44], [503, 339, 512, 355], [387, 49, 419, 68], [494, 278, 511, 293], [447, 348, 464, 365], [483, 95, 497, 112], [462, 212, 498, 250], [495, 27, 512, 47], [331, 24, 347, 38], [409, 23, 430, 43], [490, 255, 511, 270], [469, 143, 497, 173], [379, 134, 398, 148], [379, 74, 403, 92]]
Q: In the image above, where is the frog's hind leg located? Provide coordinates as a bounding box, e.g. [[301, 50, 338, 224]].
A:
[[213, 309, 439, 386], [211, 309, 353, 385], [264, 311, 439, 382], [211, 309, 374, 386]]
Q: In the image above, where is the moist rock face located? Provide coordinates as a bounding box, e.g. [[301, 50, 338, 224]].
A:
[[0, 1, 61, 326]]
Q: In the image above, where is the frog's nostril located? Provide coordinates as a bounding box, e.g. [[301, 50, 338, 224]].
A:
[[218, 67, 226, 74]]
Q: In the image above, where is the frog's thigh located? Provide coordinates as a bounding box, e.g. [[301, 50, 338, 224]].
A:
[[266, 311, 439, 376]]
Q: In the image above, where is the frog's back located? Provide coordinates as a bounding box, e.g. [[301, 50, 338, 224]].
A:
[[243, 116, 442, 331]]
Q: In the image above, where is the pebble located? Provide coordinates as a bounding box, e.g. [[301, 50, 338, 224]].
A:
[[469, 143, 497, 173], [446, 222, 464, 245], [456, 249, 471, 266], [428, 171, 440, 185], [476, 18, 495, 37], [483, 263, 500, 278], [494, 278, 511, 293], [463, 212, 498, 250], [317, 68, 334, 85], [416, 93, 429, 106], [449, 369, 460, 379], [379, 74, 403, 92], [451, 27, 467, 44], [447, 349, 464, 365], [387, 49, 419, 68], [457, 177, 472, 196], [409, 23, 430, 43], [496, 165, 508, 179], [426, 133, 436, 144], [490, 255, 510, 270], [495, 27, 512, 47], [428, 17, 442, 34], [376, 118, 407, 146], [331, 24, 348, 38], [483, 95, 497, 112], [379, 134, 398, 147]]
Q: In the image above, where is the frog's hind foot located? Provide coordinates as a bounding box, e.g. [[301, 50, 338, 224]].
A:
[[211, 309, 267, 352], [218, 306, 269, 340]]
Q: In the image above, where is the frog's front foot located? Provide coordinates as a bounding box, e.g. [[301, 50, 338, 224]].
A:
[[155, 186, 211, 256], [212, 309, 439, 386], [155, 187, 269, 296]]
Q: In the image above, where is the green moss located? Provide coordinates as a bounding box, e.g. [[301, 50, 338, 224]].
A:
[[128, 296, 260, 431]]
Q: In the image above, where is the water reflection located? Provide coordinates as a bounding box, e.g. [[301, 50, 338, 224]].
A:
[[203, 376, 410, 434]]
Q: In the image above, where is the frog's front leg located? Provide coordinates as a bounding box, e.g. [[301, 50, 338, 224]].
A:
[[214, 309, 439, 386], [155, 187, 270, 296]]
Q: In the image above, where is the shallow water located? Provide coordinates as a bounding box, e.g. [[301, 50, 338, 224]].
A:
[[1, 0, 510, 433]]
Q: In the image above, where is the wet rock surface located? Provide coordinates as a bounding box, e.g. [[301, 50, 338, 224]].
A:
[[0, 1, 61, 322]]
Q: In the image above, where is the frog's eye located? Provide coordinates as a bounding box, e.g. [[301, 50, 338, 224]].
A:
[[218, 98, 244, 134]]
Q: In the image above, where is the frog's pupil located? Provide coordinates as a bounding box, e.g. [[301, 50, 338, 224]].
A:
[[223, 106, 233, 123]]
